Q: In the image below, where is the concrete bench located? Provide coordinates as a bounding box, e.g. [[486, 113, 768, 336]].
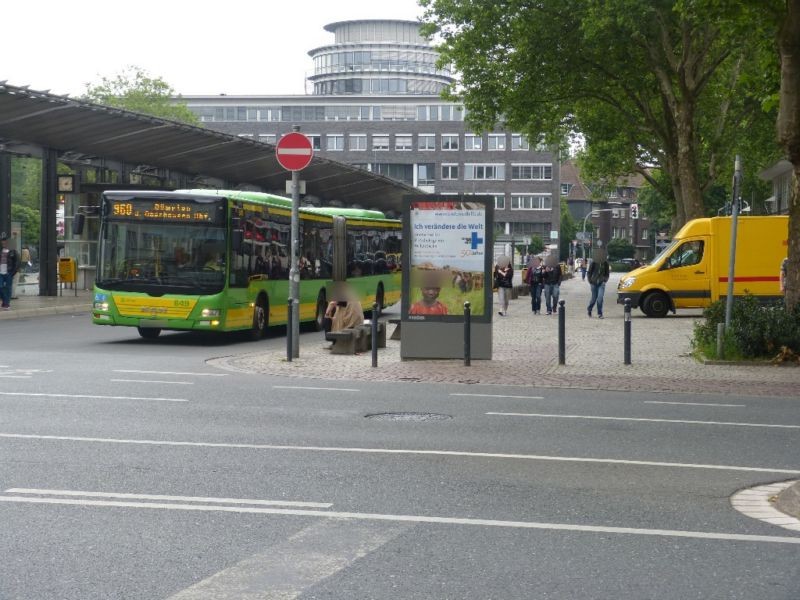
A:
[[388, 318, 401, 340], [326, 328, 365, 354], [325, 322, 386, 354]]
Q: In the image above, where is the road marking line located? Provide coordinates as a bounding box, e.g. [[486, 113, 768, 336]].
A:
[[486, 412, 800, 429], [731, 481, 800, 533], [113, 370, 227, 377], [166, 519, 409, 599], [5, 488, 331, 508], [0, 375, 32, 379], [450, 393, 545, 400], [1, 432, 798, 475], [272, 386, 360, 392], [1, 495, 798, 545], [110, 379, 194, 385], [0, 392, 187, 403], [644, 401, 745, 407]]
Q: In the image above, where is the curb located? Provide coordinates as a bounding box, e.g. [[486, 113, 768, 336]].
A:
[[731, 480, 800, 533], [777, 481, 800, 520]]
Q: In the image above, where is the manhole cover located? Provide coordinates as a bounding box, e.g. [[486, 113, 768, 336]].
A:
[[365, 412, 452, 422]]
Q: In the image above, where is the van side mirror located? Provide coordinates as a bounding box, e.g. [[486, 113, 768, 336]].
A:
[[73, 213, 85, 236]]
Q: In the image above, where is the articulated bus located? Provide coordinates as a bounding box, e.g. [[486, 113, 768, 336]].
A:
[[91, 189, 401, 339]]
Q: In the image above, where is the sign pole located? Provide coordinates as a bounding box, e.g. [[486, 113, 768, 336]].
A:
[[289, 126, 301, 359], [275, 126, 313, 360]]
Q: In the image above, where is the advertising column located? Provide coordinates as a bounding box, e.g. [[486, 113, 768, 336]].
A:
[[401, 196, 493, 360]]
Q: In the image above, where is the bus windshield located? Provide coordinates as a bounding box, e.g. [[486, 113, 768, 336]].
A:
[[97, 221, 227, 294]]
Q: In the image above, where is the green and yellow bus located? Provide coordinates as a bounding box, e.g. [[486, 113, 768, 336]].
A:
[[91, 189, 401, 339]]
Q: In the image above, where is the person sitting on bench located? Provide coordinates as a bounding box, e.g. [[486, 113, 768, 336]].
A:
[[324, 282, 364, 334]]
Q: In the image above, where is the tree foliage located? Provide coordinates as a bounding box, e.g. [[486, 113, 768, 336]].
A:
[[559, 199, 577, 260], [421, 0, 782, 227], [607, 238, 636, 261], [83, 66, 200, 125]]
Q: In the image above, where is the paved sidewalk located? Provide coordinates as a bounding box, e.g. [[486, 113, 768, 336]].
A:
[[214, 273, 799, 398], [0, 277, 92, 320]]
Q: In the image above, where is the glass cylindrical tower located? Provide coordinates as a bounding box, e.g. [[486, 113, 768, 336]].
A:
[[307, 20, 454, 96]]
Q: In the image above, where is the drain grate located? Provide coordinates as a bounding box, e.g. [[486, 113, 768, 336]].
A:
[[365, 412, 452, 422]]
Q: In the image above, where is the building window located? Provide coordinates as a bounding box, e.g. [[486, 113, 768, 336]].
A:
[[418, 134, 435, 150], [511, 164, 553, 180], [258, 134, 277, 145], [488, 134, 506, 150], [350, 134, 367, 151], [441, 164, 459, 180], [417, 163, 435, 186], [464, 164, 505, 180], [372, 135, 390, 151], [305, 135, 321, 150], [442, 134, 459, 151], [465, 134, 482, 151], [612, 226, 627, 239], [511, 134, 530, 150], [395, 134, 413, 151], [326, 134, 344, 151], [494, 194, 506, 210], [511, 194, 552, 210], [642, 229, 649, 240], [561, 183, 572, 196]]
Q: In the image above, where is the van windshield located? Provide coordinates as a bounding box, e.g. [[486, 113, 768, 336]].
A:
[[649, 240, 678, 265]]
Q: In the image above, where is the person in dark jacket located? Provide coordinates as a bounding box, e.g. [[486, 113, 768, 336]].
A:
[[587, 251, 611, 318], [542, 256, 562, 315], [525, 256, 544, 314], [494, 257, 513, 316], [0, 233, 19, 310]]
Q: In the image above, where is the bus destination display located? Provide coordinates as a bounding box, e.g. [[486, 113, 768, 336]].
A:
[[109, 200, 223, 224]]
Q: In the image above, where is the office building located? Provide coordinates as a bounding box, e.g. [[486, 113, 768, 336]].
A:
[[183, 19, 560, 251]]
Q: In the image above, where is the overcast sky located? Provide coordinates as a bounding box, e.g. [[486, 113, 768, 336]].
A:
[[2, 0, 426, 98]]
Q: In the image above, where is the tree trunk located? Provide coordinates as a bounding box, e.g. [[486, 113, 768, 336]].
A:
[[675, 103, 706, 224], [778, 0, 800, 310]]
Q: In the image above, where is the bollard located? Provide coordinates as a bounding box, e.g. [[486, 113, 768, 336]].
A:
[[558, 299, 566, 365], [286, 298, 293, 363], [371, 302, 379, 368], [464, 301, 471, 366], [624, 298, 632, 365]]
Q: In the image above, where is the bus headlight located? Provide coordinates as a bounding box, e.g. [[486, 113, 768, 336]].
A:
[[93, 301, 109, 311], [201, 308, 221, 317], [619, 277, 636, 290]]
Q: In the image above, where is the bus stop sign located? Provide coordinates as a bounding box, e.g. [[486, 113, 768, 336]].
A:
[[276, 132, 314, 171]]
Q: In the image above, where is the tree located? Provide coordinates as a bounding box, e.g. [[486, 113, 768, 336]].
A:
[[559, 199, 577, 260], [607, 238, 636, 261], [777, 0, 800, 309], [421, 0, 781, 227], [84, 66, 200, 125]]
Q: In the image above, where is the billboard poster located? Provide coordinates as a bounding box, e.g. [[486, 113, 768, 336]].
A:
[[402, 196, 493, 322]]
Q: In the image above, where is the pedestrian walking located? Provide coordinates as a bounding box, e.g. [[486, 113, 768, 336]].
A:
[[579, 257, 587, 281], [525, 256, 544, 314], [494, 256, 513, 316], [587, 250, 610, 318], [542, 256, 562, 315], [0, 233, 20, 310]]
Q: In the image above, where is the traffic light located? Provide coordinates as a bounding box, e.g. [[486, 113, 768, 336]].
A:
[[630, 203, 639, 219]]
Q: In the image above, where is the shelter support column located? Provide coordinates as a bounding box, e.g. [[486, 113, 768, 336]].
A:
[[0, 153, 10, 236], [39, 148, 58, 296]]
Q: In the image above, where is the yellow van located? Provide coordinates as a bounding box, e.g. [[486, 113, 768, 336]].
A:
[[617, 216, 788, 317]]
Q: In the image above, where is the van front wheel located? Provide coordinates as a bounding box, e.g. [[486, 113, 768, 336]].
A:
[[642, 292, 669, 318]]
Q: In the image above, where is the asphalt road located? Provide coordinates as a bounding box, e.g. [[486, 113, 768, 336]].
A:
[[1, 313, 798, 599]]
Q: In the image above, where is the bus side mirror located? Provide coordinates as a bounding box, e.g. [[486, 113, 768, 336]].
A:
[[232, 229, 243, 253], [73, 213, 85, 236]]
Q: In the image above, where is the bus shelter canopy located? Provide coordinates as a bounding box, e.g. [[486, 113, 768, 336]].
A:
[[0, 82, 415, 213]]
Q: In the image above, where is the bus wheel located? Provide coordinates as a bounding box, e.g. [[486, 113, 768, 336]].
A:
[[137, 327, 161, 339], [314, 292, 327, 332], [250, 297, 268, 340], [642, 292, 669, 318]]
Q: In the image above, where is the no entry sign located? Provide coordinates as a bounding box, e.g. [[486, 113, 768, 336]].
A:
[[275, 132, 314, 171]]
